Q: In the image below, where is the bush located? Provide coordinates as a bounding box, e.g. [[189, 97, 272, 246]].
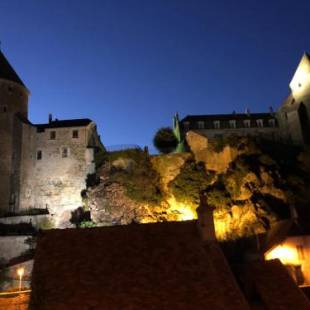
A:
[[205, 182, 232, 209], [108, 149, 163, 204], [169, 160, 214, 205], [153, 127, 178, 154], [79, 221, 96, 228]]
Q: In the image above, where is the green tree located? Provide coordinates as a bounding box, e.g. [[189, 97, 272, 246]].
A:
[[153, 127, 178, 154]]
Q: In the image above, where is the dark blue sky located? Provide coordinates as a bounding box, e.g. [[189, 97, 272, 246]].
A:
[[1, 0, 310, 149]]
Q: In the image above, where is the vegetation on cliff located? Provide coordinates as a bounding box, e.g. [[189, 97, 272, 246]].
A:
[[84, 133, 310, 241], [169, 160, 214, 205], [102, 148, 162, 205]]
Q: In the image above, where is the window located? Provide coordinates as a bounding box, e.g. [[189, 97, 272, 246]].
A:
[[256, 119, 263, 127], [214, 120, 220, 129], [72, 130, 79, 138], [229, 120, 236, 128], [50, 131, 56, 140], [244, 120, 251, 128], [1, 105, 7, 113], [268, 119, 276, 127], [183, 121, 190, 130], [37, 150, 42, 160], [197, 121, 204, 129], [62, 147, 69, 158]]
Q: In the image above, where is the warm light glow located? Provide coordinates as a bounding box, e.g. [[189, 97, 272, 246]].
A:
[[289, 54, 310, 99], [17, 267, 24, 277], [265, 245, 299, 265], [167, 196, 197, 221]]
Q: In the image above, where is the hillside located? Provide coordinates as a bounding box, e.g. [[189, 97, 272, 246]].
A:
[[83, 131, 310, 241]]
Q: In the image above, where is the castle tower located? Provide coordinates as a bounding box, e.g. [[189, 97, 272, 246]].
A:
[[0, 50, 29, 214], [278, 53, 310, 145]]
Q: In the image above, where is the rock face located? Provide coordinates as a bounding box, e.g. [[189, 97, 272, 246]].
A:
[[186, 131, 247, 173], [84, 138, 310, 241]]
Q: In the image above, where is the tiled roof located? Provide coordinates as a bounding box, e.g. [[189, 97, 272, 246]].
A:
[[0, 50, 26, 88], [35, 118, 92, 130], [31, 221, 249, 309], [246, 259, 310, 309], [181, 113, 276, 123]]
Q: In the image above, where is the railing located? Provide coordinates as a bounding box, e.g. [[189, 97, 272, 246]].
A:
[[0, 289, 31, 296], [105, 144, 141, 152]]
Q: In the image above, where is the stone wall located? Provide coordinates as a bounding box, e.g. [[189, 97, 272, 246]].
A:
[[19, 123, 97, 227], [0, 214, 50, 228], [0, 79, 28, 214], [0, 236, 30, 263]]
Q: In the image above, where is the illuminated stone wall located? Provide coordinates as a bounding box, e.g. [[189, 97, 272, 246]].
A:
[[19, 123, 98, 227]]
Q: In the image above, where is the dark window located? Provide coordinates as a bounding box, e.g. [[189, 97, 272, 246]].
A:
[[72, 130, 79, 138], [62, 147, 69, 158], [37, 150, 42, 160], [50, 131, 56, 140], [1, 106, 7, 112]]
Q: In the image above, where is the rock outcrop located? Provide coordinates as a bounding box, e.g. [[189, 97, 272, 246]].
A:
[[83, 136, 310, 241]]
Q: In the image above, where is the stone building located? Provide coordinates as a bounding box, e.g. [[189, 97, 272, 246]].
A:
[[179, 53, 310, 146], [0, 50, 101, 226]]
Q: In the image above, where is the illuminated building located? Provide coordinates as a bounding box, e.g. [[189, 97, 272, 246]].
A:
[[0, 50, 101, 226]]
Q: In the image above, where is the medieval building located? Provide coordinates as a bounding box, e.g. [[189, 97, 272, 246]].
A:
[[0, 50, 101, 226], [179, 53, 310, 146]]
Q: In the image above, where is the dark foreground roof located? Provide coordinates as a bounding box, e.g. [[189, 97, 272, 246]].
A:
[[31, 221, 248, 309], [0, 50, 26, 88], [35, 118, 92, 130], [181, 113, 275, 123], [246, 259, 310, 309]]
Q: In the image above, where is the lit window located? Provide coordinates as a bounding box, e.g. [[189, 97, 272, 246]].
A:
[[244, 120, 250, 128], [269, 119, 276, 127], [62, 147, 69, 158], [256, 119, 263, 127], [214, 121, 220, 129], [50, 131, 56, 140], [72, 130, 79, 139], [229, 120, 236, 128], [197, 121, 204, 129], [37, 150, 42, 160]]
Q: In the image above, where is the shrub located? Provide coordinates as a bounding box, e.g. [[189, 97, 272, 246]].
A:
[[108, 149, 163, 204], [79, 220, 96, 228], [153, 127, 178, 154], [205, 182, 232, 209], [169, 160, 214, 205]]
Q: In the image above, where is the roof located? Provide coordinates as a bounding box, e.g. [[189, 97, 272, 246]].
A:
[[246, 259, 310, 309], [181, 113, 276, 123], [35, 118, 92, 130], [0, 50, 26, 88], [30, 221, 249, 309]]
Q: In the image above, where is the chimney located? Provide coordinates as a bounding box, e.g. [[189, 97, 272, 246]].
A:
[[48, 113, 52, 123], [196, 192, 216, 242]]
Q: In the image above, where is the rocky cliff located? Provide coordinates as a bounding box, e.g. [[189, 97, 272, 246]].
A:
[[83, 132, 310, 241]]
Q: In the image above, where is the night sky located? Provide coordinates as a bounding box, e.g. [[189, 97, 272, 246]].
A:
[[1, 0, 310, 150]]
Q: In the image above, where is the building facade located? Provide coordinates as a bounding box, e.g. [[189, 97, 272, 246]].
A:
[[0, 51, 101, 226], [179, 53, 310, 146]]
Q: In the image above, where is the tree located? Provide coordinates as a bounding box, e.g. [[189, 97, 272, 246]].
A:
[[153, 127, 178, 154]]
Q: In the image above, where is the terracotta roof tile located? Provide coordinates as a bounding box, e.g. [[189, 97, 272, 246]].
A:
[[31, 221, 249, 309]]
